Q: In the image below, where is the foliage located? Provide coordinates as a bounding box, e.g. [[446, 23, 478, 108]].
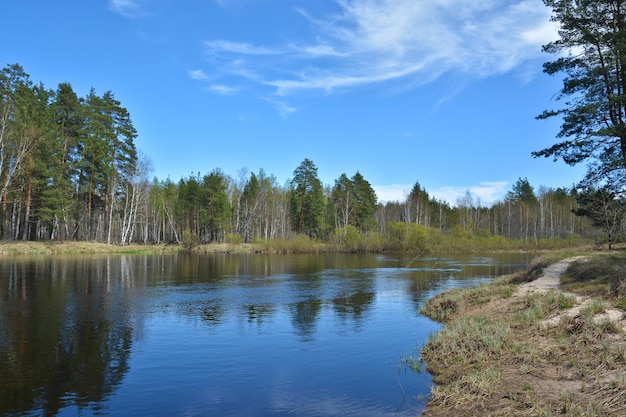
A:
[[180, 228, 198, 252], [572, 186, 625, 248], [225, 233, 242, 245], [533, 0, 626, 191], [289, 159, 325, 238], [0, 64, 141, 242], [386, 221, 430, 251], [507, 177, 538, 205], [330, 171, 377, 235], [0, 62, 606, 249]]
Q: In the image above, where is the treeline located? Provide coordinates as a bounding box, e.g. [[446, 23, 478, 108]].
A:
[[0, 63, 597, 250], [149, 166, 592, 252]]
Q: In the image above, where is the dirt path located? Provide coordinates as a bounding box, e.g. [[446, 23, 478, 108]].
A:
[[518, 256, 587, 294], [422, 256, 626, 416], [518, 256, 625, 331]]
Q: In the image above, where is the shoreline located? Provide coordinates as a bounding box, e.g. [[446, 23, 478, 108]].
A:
[[0, 240, 549, 256], [419, 253, 626, 416], [0, 241, 263, 256]]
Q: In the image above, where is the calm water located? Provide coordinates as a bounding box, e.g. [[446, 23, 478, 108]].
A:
[[0, 252, 529, 417]]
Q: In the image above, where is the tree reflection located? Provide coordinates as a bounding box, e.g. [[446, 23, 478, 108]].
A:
[[289, 298, 322, 341], [201, 301, 226, 324], [0, 252, 532, 416], [331, 272, 376, 329], [332, 291, 375, 319], [0, 257, 134, 416], [243, 303, 276, 325]]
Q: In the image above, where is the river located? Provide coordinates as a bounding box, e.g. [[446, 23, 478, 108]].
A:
[[0, 252, 530, 416]]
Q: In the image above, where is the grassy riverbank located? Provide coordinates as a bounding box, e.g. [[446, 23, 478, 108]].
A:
[[0, 235, 593, 257], [418, 251, 626, 416], [0, 241, 196, 255], [0, 240, 338, 255]]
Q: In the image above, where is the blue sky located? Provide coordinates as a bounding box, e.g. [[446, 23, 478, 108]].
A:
[[3, 0, 586, 205]]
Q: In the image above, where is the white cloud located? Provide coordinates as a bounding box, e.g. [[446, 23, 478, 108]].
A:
[[109, 0, 146, 17], [374, 181, 509, 206], [188, 69, 211, 81], [372, 184, 412, 203], [262, 97, 299, 117], [204, 40, 281, 56], [208, 84, 239, 95], [194, 0, 557, 109], [291, 43, 347, 57], [432, 181, 509, 206]]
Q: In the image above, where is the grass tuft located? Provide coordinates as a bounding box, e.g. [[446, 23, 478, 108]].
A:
[[419, 253, 626, 416]]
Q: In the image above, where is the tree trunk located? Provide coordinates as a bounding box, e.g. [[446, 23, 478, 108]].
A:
[[21, 176, 32, 241]]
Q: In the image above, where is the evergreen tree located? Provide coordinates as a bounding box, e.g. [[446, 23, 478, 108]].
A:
[[508, 178, 539, 205], [351, 172, 377, 232], [533, 0, 626, 190], [240, 172, 259, 242], [203, 169, 231, 242], [12, 82, 55, 240], [45, 83, 82, 239], [573, 186, 625, 248], [290, 159, 325, 237]]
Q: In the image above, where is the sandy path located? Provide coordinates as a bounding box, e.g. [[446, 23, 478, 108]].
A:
[[518, 256, 625, 330], [518, 256, 587, 295]]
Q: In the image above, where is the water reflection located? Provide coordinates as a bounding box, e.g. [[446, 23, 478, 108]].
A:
[[290, 298, 323, 340], [0, 252, 530, 416], [0, 257, 134, 416]]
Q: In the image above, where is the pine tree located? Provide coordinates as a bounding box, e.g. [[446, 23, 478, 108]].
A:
[[290, 159, 325, 237], [534, 0, 626, 190]]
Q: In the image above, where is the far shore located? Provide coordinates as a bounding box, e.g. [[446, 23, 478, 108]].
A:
[[0, 240, 594, 257], [0, 241, 260, 256]]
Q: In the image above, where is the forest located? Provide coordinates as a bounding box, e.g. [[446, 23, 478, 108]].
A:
[[0, 63, 610, 250]]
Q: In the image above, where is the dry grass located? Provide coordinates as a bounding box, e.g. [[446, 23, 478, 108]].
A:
[[419, 252, 626, 416], [0, 240, 192, 255], [0, 240, 281, 255], [562, 254, 626, 302]]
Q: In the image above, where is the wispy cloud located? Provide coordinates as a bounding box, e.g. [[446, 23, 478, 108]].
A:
[[188, 70, 240, 95], [188, 69, 211, 81], [208, 84, 239, 95], [109, 0, 147, 17], [262, 97, 299, 118], [193, 0, 556, 104], [204, 40, 281, 56]]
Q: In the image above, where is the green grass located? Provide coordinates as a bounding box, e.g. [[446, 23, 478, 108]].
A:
[[421, 278, 517, 322], [421, 316, 512, 369]]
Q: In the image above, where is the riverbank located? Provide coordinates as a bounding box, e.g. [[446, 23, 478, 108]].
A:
[[419, 252, 626, 416], [0, 238, 354, 255], [0, 239, 595, 257], [0, 241, 249, 255]]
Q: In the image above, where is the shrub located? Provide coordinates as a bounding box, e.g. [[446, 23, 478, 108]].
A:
[[181, 228, 198, 252], [225, 233, 242, 244]]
